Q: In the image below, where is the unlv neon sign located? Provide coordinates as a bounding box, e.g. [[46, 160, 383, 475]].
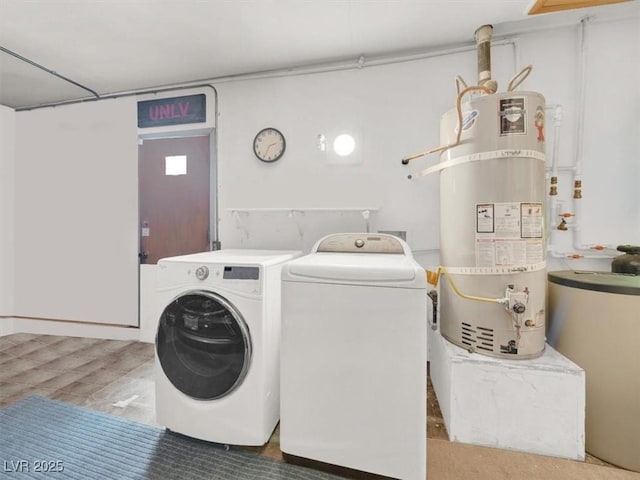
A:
[[138, 94, 206, 128]]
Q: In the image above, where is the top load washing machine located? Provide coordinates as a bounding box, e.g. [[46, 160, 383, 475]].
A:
[[280, 233, 427, 480], [155, 249, 300, 446]]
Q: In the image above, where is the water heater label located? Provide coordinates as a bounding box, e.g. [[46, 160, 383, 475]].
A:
[[476, 204, 494, 233], [499, 97, 526, 135], [476, 202, 544, 267], [495, 203, 521, 237], [455, 110, 479, 133], [521, 203, 543, 238]]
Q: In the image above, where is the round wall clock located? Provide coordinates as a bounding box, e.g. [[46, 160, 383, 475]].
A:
[[253, 127, 286, 162]]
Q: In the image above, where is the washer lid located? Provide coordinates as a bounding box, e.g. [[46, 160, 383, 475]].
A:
[[283, 252, 426, 288], [548, 270, 640, 296]]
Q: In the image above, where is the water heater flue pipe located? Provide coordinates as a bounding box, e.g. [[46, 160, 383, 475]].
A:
[[475, 25, 498, 94]]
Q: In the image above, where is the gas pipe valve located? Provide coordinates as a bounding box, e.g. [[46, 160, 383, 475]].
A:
[[505, 286, 529, 316], [512, 302, 526, 314]]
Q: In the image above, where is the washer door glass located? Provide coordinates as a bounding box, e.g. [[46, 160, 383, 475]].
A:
[[156, 291, 251, 400]]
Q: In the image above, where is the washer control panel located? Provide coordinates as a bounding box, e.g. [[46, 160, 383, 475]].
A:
[[315, 233, 405, 254], [157, 260, 263, 296], [191, 265, 260, 281], [195, 266, 209, 280]]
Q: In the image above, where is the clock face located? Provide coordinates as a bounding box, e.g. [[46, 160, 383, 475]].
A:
[[253, 128, 286, 162]]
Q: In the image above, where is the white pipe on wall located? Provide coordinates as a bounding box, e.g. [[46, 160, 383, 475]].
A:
[[21, 39, 521, 112], [201, 38, 519, 85], [571, 17, 589, 252], [574, 17, 590, 183], [546, 105, 562, 250], [546, 17, 618, 261]]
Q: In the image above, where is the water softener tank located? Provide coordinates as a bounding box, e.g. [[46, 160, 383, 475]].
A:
[[548, 271, 640, 471]]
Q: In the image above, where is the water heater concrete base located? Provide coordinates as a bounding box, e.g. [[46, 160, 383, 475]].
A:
[[429, 331, 585, 460]]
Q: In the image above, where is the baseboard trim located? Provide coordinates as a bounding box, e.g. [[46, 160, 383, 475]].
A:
[[2, 316, 143, 342]]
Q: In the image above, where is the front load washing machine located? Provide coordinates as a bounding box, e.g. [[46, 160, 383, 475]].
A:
[[155, 249, 300, 446], [281, 233, 427, 480]]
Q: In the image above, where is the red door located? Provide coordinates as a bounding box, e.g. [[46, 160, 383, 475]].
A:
[[138, 135, 210, 264]]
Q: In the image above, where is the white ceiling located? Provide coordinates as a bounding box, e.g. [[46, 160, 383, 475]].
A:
[[0, 0, 637, 109]]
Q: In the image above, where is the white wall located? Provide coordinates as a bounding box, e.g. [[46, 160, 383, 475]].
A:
[[14, 98, 140, 325], [216, 16, 639, 271], [580, 17, 640, 242], [0, 105, 16, 322], [4, 14, 638, 335], [215, 45, 515, 262], [515, 17, 640, 271]]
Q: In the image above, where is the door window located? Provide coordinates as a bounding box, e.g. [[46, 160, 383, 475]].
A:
[[139, 135, 211, 264]]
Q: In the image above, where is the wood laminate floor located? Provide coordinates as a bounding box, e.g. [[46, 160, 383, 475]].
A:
[[0, 333, 633, 480]]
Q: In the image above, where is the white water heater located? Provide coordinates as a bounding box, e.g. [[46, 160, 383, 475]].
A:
[[439, 90, 547, 359], [406, 25, 547, 359]]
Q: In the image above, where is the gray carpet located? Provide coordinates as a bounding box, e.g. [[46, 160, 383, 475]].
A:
[[0, 396, 342, 479]]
